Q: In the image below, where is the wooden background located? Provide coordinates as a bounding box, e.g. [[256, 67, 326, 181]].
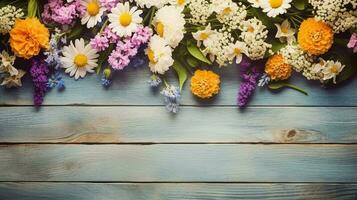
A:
[[0, 66, 357, 199]]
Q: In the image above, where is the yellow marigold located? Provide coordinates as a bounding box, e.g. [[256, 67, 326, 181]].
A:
[[190, 70, 220, 99], [298, 18, 333, 56], [10, 18, 49, 59], [265, 54, 292, 81]]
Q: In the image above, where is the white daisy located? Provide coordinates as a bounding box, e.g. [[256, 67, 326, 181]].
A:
[[260, 0, 292, 17], [192, 24, 216, 47], [153, 5, 186, 48], [211, 0, 237, 15], [146, 35, 174, 74], [80, 0, 105, 28], [322, 60, 345, 84], [275, 20, 295, 43], [227, 41, 249, 64], [169, 0, 190, 8], [135, 0, 169, 9], [108, 2, 143, 37], [248, 0, 261, 8], [61, 38, 99, 80]]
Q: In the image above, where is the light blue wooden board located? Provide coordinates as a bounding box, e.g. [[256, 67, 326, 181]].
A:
[[0, 66, 356, 106], [0, 107, 356, 143], [0, 144, 356, 182], [1, 183, 357, 200]]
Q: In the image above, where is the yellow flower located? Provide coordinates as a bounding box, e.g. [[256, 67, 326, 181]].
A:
[[10, 18, 49, 59], [265, 54, 292, 81], [190, 70, 220, 99], [298, 18, 333, 56]]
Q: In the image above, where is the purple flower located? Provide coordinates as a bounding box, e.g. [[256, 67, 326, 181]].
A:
[[30, 59, 50, 106], [42, 0, 84, 26], [90, 27, 119, 52], [237, 56, 262, 108], [99, 0, 119, 11], [347, 33, 357, 53]]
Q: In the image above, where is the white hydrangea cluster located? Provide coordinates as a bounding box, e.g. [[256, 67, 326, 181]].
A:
[[309, 0, 357, 33], [279, 44, 319, 80], [213, 1, 247, 31], [188, 0, 212, 25], [0, 5, 24, 35], [202, 30, 234, 66], [134, 0, 170, 8], [239, 18, 271, 60]]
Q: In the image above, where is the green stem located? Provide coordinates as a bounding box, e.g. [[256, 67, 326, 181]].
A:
[[285, 84, 308, 95]]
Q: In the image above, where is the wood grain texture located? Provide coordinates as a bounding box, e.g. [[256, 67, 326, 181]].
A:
[[0, 107, 356, 143], [1, 67, 356, 106], [1, 183, 357, 200], [0, 144, 356, 182]]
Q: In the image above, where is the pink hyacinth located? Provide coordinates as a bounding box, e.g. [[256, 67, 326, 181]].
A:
[[90, 27, 119, 52], [99, 0, 120, 11], [108, 26, 153, 70], [347, 33, 357, 53], [42, 0, 85, 26]]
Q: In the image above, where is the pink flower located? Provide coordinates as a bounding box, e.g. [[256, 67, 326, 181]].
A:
[[99, 0, 119, 11], [90, 27, 119, 52], [347, 33, 357, 53], [42, 0, 84, 26]]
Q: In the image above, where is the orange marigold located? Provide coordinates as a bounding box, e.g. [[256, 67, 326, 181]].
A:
[[298, 18, 333, 56], [10, 18, 49, 59], [265, 54, 292, 81], [191, 70, 220, 99]]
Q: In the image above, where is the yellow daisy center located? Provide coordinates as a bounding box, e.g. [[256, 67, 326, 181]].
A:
[[247, 26, 254, 33], [119, 12, 132, 27], [269, 0, 283, 8], [319, 60, 325, 66], [74, 54, 88, 68], [156, 22, 164, 37], [330, 65, 338, 74], [199, 32, 209, 40], [147, 49, 157, 64], [177, 0, 185, 5], [281, 26, 289, 33], [234, 48, 241, 55], [222, 7, 232, 15], [87, 2, 100, 16]]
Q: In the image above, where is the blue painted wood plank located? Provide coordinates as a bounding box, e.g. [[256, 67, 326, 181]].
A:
[[0, 144, 356, 182], [1, 183, 357, 200], [0, 67, 356, 106], [0, 107, 356, 143]]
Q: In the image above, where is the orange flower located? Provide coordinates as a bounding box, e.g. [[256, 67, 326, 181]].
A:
[[10, 18, 49, 59], [298, 18, 333, 56], [190, 70, 220, 99], [265, 54, 292, 81]]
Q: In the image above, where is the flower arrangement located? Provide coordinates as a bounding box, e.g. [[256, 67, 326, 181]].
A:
[[0, 0, 356, 112]]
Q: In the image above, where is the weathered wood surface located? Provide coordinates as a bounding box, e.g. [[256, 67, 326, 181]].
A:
[[1, 183, 357, 200], [1, 67, 357, 106], [0, 144, 356, 182], [0, 107, 357, 144]]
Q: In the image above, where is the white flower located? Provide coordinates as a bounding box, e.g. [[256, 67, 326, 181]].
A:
[[0, 5, 24, 35], [0, 50, 18, 76], [146, 35, 174, 74], [310, 58, 327, 74], [192, 24, 215, 46], [61, 38, 99, 80], [169, 0, 190, 7], [322, 60, 345, 84], [248, 0, 261, 8], [153, 5, 185, 48], [108, 2, 143, 37], [1, 70, 25, 88], [260, 0, 292, 17], [80, 0, 105, 28], [227, 41, 249, 64], [187, 0, 212, 25], [275, 20, 295, 43], [134, 0, 169, 8], [211, 0, 247, 31]]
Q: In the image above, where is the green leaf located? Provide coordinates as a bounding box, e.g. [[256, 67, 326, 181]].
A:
[[271, 40, 287, 53], [27, 0, 38, 18], [268, 82, 308, 95], [293, 0, 308, 11], [187, 42, 212, 65], [97, 44, 115, 74], [186, 56, 200, 68], [172, 60, 188, 90], [67, 24, 85, 40]]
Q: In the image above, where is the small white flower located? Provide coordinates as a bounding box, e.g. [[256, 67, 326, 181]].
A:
[[248, 0, 261, 8], [260, 0, 292, 17], [227, 41, 249, 64], [169, 0, 190, 7], [146, 35, 174, 75], [153, 5, 185, 48], [108, 2, 143, 37], [322, 60, 345, 84], [80, 0, 105, 28], [310, 58, 327, 74], [61, 38, 99, 80], [135, 0, 170, 8], [0, 50, 18, 76], [275, 20, 295, 43], [192, 24, 215, 47]]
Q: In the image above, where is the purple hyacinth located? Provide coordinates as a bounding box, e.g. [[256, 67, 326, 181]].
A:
[[30, 59, 50, 106], [237, 56, 262, 108]]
